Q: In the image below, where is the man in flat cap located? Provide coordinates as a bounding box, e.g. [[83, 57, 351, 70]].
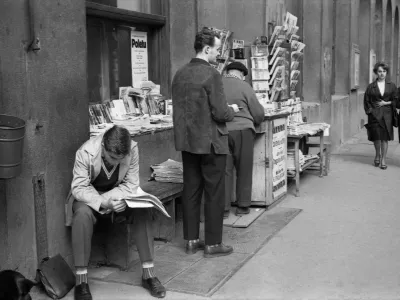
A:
[[222, 61, 265, 217]]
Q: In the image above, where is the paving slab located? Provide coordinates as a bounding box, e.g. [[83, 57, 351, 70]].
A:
[[165, 253, 248, 296]]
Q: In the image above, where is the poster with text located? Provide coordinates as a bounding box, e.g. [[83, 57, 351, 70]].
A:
[[131, 30, 149, 88], [272, 118, 287, 199]]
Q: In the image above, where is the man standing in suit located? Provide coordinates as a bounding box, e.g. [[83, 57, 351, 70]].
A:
[[172, 27, 239, 257]]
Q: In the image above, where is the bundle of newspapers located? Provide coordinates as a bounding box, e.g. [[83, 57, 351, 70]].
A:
[[287, 122, 330, 136], [150, 159, 183, 183]]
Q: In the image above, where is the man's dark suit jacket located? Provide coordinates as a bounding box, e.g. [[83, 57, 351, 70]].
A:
[[172, 58, 234, 155]]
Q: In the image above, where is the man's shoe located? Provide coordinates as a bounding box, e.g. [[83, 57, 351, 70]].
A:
[[185, 240, 205, 254], [223, 210, 230, 219], [74, 283, 92, 300], [235, 207, 250, 216], [142, 277, 166, 298], [204, 243, 233, 258]]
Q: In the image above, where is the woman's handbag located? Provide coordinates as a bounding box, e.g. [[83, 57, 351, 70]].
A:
[[35, 254, 75, 299], [392, 106, 398, 128], [364, 123, 373, 140]]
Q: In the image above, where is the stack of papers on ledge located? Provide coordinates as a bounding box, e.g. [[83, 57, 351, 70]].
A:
[[150, 159, 183, 184]]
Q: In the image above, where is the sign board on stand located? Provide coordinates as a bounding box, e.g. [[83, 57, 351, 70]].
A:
[[272, 118, 287, 199], [131, 30, 149, 88]]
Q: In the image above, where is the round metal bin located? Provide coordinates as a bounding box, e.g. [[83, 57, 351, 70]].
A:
[[0, 114, 26, 179]]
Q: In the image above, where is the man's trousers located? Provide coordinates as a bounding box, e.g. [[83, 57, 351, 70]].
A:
[[181, 147, 226, 246], [225, 129, 255, 210], [71, 201, 154, 267]]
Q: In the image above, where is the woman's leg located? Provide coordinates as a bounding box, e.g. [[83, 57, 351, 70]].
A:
[[373, 140, 381, 162], [381, 140, 388, 166]]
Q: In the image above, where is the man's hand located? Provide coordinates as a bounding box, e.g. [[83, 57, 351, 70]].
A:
[[101, 198, 127, 213], [377, 100, 390, 107], [229, 104, 240, 113]]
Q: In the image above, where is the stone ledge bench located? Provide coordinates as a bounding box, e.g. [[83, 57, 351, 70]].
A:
[[90, 181, 183, 270]]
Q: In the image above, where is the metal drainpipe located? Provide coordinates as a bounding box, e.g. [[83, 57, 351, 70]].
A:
[[27, 0, 41, 52]]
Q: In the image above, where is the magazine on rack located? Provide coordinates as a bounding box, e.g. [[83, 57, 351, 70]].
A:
[[232, 39, 245, 49], [251, 56, 268, 69], [252, 68, 270, 80], [209, 27, 231, 60], [290, 80, 298, 91], [283, 12, 298, 39], [290, 34, 300, 42], [291, 61, 300, 70], [291, 70, 301, 81], [252, 80, 270, 92], [271, 39, 284, 54], [291, 51, 304, 62], [286, 26, 299, 40], [269, 26, 284, 46], [269, 47, 285, 66], [291, 40, 306, 52], [269, 65, 285, 85], [270, 57, 284, 76]]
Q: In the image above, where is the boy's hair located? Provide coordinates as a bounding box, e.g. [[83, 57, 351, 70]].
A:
[[103, 125, 131, 156]]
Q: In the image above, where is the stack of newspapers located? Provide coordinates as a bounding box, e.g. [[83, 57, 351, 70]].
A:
[[150, 159, 183, 183]]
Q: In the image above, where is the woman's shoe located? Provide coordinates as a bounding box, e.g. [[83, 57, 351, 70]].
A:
[[380, 164, 387, 170], [374, 159, 380, 167]]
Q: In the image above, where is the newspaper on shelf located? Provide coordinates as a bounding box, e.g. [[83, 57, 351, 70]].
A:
[[90, 115, 174, 138], [150, 159, 183, 184], [251, 56, 269, 69], [287, 149, 305, 171], [288, 122, 331, 136]]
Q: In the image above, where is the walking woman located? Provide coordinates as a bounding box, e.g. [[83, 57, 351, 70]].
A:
[[364, 61, 398, 169]]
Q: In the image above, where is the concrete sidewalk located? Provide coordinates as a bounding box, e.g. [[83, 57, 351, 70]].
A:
[[213, 130, 400, 300], [49, 129, 400, 300]]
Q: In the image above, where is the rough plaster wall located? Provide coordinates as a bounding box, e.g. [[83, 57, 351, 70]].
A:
[[226, 0, 265, 41], [335, 0, 351, 94], [197, 0, 227, 30], [303, 0, 322, 103], [169, 0, 197, 79], [0, 0, 88, 276]]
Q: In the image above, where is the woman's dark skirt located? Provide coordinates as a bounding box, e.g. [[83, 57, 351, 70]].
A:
[[366, 106, 393, 141]]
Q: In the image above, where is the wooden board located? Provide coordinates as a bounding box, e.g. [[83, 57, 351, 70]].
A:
[[251, 129, 267, 203], [223, 208, 266, 228], [141, 181, 183, 202]]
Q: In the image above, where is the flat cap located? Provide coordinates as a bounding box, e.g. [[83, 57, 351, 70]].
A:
[[225, 61, 248, 76]]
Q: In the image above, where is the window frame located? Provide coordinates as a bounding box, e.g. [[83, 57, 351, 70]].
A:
[[85, 1, 171, 99]]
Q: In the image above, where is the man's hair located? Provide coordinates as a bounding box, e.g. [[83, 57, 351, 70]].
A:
[[194, 27, 220, 54], [103, 125, 131, 156], [373, 61, 390, 75]]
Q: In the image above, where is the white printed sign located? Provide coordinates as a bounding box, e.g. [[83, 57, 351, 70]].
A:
[[131, 30, 149, 88], [272, 118, 287, 198]]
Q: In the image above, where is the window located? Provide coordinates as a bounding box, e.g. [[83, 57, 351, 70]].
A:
[[86, 1, 170, 104]]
